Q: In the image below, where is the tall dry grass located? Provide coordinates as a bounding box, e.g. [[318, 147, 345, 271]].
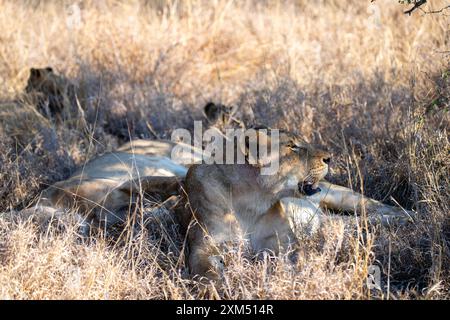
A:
[[0, 0, 448, 299]]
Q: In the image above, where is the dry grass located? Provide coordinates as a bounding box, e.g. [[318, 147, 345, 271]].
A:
[[0, 0, 449, 299]]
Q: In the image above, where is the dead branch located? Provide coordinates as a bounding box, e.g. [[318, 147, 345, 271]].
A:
[[404, 0, 427, 15]]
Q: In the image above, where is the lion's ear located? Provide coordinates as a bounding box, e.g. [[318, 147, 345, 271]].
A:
[[278, 130, 306, 149], [204, 102, 222, 123], [287, 143, 307, 154], [30, 68, 39, 78]]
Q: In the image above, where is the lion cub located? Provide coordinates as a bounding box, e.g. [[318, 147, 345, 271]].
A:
[[25, 67, 80, 122]]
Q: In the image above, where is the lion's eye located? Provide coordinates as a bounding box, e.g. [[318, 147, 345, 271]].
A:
[[287, 142, 297, 149], [289, 144, 305, 153]]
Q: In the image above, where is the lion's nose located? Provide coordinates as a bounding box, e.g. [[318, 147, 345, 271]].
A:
[[323, 157, 331, 164]]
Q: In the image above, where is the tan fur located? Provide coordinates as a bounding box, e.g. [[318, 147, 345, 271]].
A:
[[39, 151, 187, 230], [176, 131, 332, 279], [142, 130, 412, 279], [30, 101, 235, 231], [28, 124, 413, 279], [283, 181, 414, 236], [116, 139, 175, 157]]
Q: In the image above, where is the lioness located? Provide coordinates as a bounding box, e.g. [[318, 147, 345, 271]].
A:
[[22, 104, 413, 279], [36, 129, 412, 279], [172, 129, 414, 279], [29, 102, 237, 229]]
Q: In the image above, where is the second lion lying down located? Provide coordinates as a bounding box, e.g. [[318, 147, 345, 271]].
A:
[[25, 129, 414, 280]]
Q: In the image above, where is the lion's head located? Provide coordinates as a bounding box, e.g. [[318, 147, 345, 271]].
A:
[[25, 67, 57, 94], [203, 102, 243, 129], [244, 128, 331, 195], [25, 67, 75, 120]]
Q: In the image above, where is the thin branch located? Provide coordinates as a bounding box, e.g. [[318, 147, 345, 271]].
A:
[[404, 0, 427, 15], [424, 4, 450, 14]]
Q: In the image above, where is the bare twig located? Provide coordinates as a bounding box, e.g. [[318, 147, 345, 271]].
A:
[[404, 0, 427, 15], [424, 4, 450, 14]]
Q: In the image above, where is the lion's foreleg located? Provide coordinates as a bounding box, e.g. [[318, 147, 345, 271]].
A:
[[281, 197, 324, 236], [12, 205, 91, 237], [186, 223, 225, 281], [252, 201, 299, 262], [313, 181, 415, 225], [119, 176, 182, 200]]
